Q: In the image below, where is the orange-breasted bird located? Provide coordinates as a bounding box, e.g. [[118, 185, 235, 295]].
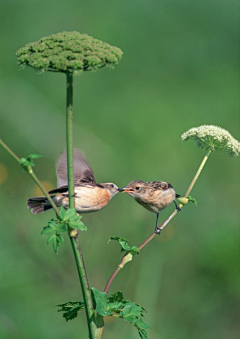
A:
[[27, 150, 121, 215], [122, 180, 180, 233]]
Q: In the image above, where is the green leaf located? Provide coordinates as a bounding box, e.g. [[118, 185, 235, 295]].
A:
[[47, 233, 56, 244], [19, 157, 27, 164], [59, 206, 66, 220], [138, 328, 148, 339], [122, 303, 142, 323], [68, 220, 87, 231], [41, 226, 55, 235], [91, 288, 112, 316], [57, 301, 85, 321], [19, 153, 43, 169], [64, 208, 77, 221], [58, 207, 87, 231], [42, 210, 87, 253], [28, 153, 43, 160], [56, 233, 64, 244], [187, 195, 198, 206], [52, 235, 58, 253], [108, 291, 124, 303], [59, 290, 150, 338], [109, 236, 139, 255], [135, 318, 151, 330], [44, 230, 64, 253]]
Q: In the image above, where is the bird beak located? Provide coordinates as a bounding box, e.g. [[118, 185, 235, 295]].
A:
[[121, 187, 132, 193], [117, 188, 125, 192]]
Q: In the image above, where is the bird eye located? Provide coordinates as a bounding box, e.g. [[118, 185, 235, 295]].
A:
[[110, 184, 114, 188], [135, 187, 140, 190]]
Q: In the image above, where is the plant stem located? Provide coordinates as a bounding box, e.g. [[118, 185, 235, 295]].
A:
[[104, 253, 133, 293], [184, 149, 212, 197], [65, 73, 97, 339], [29, 170, 59, 214], [66, 72, 75, 209], [103, 150, 213, 294], [0, 139, 20, 162], [0, 139, 59, 214]]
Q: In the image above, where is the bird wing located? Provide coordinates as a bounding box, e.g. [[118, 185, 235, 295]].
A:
[[56, 149, 96, 187], [148, 181, 168, 190], [48, 185, 69, 194], [49, 182, 99, 195]]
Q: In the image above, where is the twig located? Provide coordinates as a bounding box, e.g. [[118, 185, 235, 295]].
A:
[[0, 138, 59, 215], [103, 149, 213, 296]]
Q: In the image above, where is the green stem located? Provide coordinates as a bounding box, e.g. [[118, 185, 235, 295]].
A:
[[65, 73, 97, 339], [103, 150, 213, 295], [184, 149, 212, 197], [66, 73, 75, 209], [0, 139, 59, 215], [29, 170, 59, 215], [0, 139, 20, 162]]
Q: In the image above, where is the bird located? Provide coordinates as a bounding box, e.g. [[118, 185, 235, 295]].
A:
[[27, 149, 121, 215], [122, 180, 179, 233]]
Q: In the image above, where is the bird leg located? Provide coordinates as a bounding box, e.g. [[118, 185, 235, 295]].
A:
[[173, 200, 181, 211], [154, 213, 161, 235]]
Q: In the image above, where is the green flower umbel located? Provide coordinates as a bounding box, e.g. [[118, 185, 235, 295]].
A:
[[182, 125, 240, 157], [16, 31, 123, 74]]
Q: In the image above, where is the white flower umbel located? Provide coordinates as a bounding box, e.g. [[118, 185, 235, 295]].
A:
[[182, 125, 240, 157]]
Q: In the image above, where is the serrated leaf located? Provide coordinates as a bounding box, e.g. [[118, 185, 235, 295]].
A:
[[56, 233, 64, 243], [91, 288, 112, 316], [48, 219, 59, 229], [52, 235, 58, 253], [108, 291, 124, 304], [109, 236, 139, 254], [68, 220, 87, 231], [122, 303, 142, 323], [41, 226, 54, 235], [57, 301, 85, 321], [47, 233, 56, 244], [57, 291, 150, 338], [59, 206, 66, 220], [135, 318, 151, 330], [138, 328, 148, 339], [64, 208, 77, 221]]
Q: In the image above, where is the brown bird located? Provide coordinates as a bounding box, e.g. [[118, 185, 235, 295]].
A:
[[27, 150, 121, 215], [122, 180, 179, 232]]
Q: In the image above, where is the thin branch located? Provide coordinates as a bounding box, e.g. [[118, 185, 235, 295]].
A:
[[103, 150, 213, 295], [0, 138, 59, 215]]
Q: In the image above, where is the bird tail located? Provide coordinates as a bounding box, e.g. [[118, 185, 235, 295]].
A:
[[27, 197, 52, 215]]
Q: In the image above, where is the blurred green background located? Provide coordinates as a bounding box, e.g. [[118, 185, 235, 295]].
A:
[[0, 0, 239, 338]]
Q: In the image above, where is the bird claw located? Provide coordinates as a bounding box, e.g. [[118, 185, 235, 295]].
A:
[[154, 227, 161, 235]]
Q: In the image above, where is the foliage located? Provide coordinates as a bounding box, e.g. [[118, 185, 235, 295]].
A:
[[58, 288, 151, 339], [41, 207, 87, 253], [109, 236, 139, 255], [19, 153, 43, 170]]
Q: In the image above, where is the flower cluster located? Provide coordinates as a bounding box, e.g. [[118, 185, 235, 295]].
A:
[[16, 31, 123, 74], [182, 125, 240, 157]]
